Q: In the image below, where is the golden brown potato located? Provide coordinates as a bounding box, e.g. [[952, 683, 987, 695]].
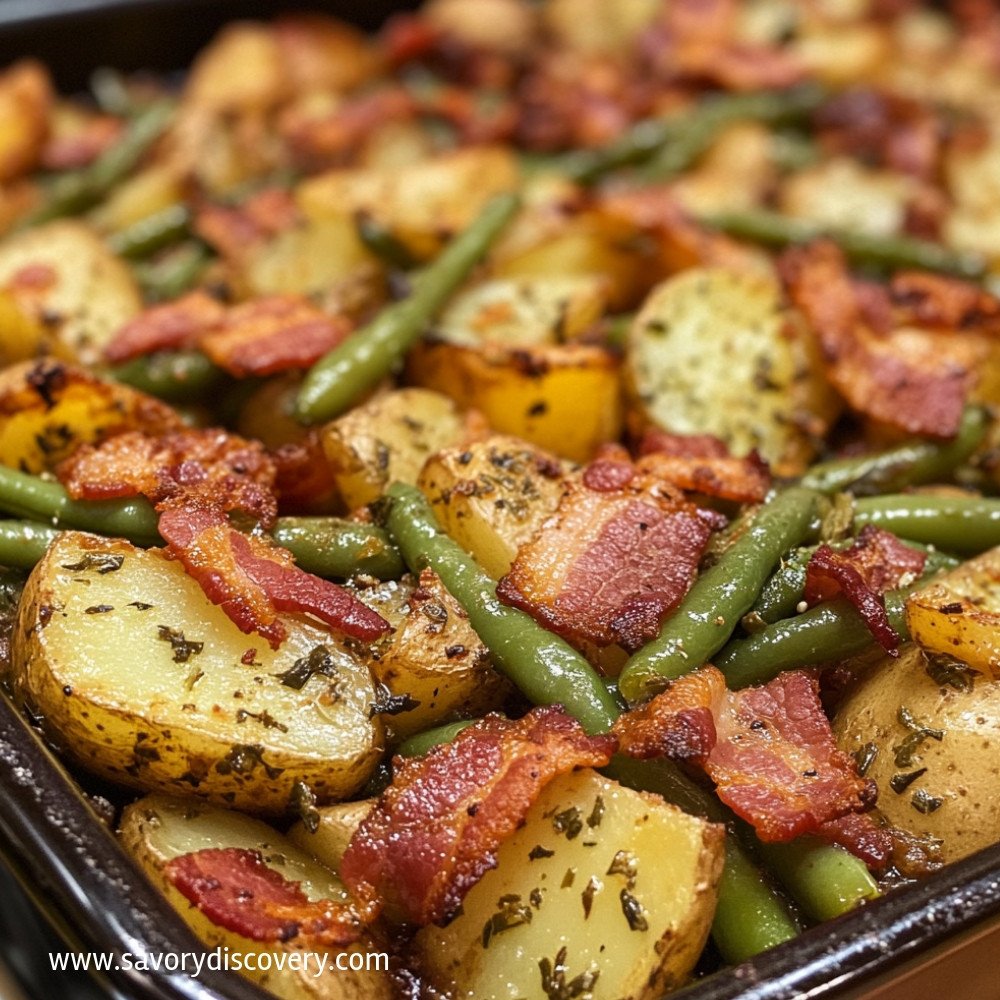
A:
[[835, 644, 1000, 863], [0, 60, 52, 183], [416, 768, 724, 1000], [905, 547, 1000, 678], [0, 359, 181, 473], [321, 388, 475, 510], [417, 435, 570, 579], [287, 798, 374, 874], [120, 795, 394, 1000], [11, 532, 384, 813], [352, 570, 507, 742]]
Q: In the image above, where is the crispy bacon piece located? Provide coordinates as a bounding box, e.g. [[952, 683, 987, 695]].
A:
[[614, 666, 877, 844], [40, 113, 122, 171], [200, 296, 353, 378], [193, 188, 299, 266], [636, 451, 770, 504], [341, 707, 616, 926], [158, 503, 389, 648], [780, 241, 977, 437], [271, 434, 339, 513], [58, 428, 278, 525], [165, 847, 370, 945], [636, 430, 730, 459], [497, 465, 715, 650], [818, 813, 893, 872], [103, 291, 225, 364], [889, 270, 1000, 334], [804, 525, 926, 654]]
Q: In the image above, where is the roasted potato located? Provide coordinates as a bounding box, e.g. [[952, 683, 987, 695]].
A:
[[10, 532, 384, 813], [0, 60, 52, 184], [120, 794, 393, 1000], [834, 644, 1000, 863], [321, 388, 475, 510], [418, 435, 570, 578], [288, 798, 374, 873], [905, 546, 1000, 678], [353, 570, 508, 741], [0, 359, 181, 473], [0, 219, 142, 365], [624, 267, 839, 475], [416, 767, 724, 1000]]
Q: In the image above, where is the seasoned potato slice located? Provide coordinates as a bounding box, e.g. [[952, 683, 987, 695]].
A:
[[11, 533, 383, 813], [321, 388, 473, 510], [298, 147, 520, 262], [120, 795, 393, 1000], [0, 60, 52, 183], [288, 798, 374, 873], [353, 570, 507, 741], [834, 644, 1000, 863], [0, 220, 142, 365], [417, 768, 724, 1000], [418, 435, 569, 579], [905, 546, 1000, 677], [624, 267, 838, 475], [0, 359, 181, 473]]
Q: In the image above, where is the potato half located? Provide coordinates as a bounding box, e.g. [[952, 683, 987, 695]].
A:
[[11, 532, 383, 812], [120, 794, 393, 1000], [416, 768, 724, 1000]]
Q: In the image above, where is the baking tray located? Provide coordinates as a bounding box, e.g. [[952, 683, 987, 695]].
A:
[[2, 2, 1000, 998]]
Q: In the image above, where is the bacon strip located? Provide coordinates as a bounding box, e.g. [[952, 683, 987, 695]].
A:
[[804, 525, 926, 654], [780, 241, 978, 438], [341, 707, 616, 926], [165, 847, 370, 946], [103, 291, 225, 364], [614, 666, 876, 845], [497, 463, 715, 650]]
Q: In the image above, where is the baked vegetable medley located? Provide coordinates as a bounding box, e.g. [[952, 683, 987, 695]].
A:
[[6, 0, 1000, 996]]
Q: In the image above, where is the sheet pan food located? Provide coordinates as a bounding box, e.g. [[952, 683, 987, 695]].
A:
[[4, 0, 1000, 996]]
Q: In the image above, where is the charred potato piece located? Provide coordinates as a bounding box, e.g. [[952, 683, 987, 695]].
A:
[[288, 798, 375, 874]]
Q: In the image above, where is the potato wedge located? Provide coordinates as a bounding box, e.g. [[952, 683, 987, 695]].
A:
[[624, 267, 838, 475], [11, 532, 383, 813], [417, 435, 569, 579], [0, 359, 181, 473], [905, 546, 1000, 678], [416, 768, 724, 1000], [288, 798, 374, 874], [321, 388, 474, 510], [0, 60, 52, 184], [0, 220, 142, 365], [120, 794, 393, 1000], [834, 644, 1000, 863], [352, 570, 507, 741]]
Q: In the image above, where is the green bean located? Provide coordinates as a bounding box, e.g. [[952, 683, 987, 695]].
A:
[[109, 350, 224, 402], [90, 67, 136, 117], [700, 208, 987, 280], [0, 466, 161, 546], [106, 204, 191, 260], [0, 520, 61, 569], [716, 591, 909, 689], [618, 488, 822, 703], [800, 407, 989, 496], [396, 719, 476, 758], [134, 242, 212, 302], [24, 101, 175, 226], [751, 541, 959, 625], [295, 192, 521, 424], [384, 481, 619, 732], [853, 495, 1000, 554], [560, 85, 827, 185], [753, 836, 879, 923], [272, 517, 404, 580], [353, 211, 417, 270]]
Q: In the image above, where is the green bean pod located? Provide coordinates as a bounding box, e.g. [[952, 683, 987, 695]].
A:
[[106, 204, 191, 260], [296, 192, 521, 424], [272, 517, 404, 580], [618, 487, 822, 703], [109, 350, 224, 402], [853, 494, 1000, 554], [800, 407, 989, 496], [700, 208, 987, 280], [0, 520, 62, 569], [133, 241, 212, 302]]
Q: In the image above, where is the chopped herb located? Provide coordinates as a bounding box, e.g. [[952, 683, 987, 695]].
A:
[[581, 876, 601, 918], [890, 767, 928, 793], [235, 708, 288, 733], [894, 707, 944, 767], [911, 789, 944, 814], [539, 946, 599, 1000], [289, 780, 320, 834], [560, 868, 576, 889], [586, 795, 605, 829], [925, 652, 976, 693], [529, 844, 555, 861], [214, 743, 284, 780], [84, 604, 114, 614], [853, 742, 879, 777], [606, 850, 638, 889], [529, 887, 543, 909], [552, 806, 584, 840], [369, 679, 421, 718], [620, 889, 649, 932], [937, 601, 964, 615], [275, 644, 337, 690], [481, 895, 532, 949], [128, 601, 153, 610], [183, 667, 204, 691], [158, 625, 204, 663], [61, 553, 124, 575]]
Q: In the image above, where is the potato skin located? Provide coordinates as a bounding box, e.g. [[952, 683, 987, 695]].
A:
[[834, 644, 1000, 863], [11, 532, 384, 813]]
